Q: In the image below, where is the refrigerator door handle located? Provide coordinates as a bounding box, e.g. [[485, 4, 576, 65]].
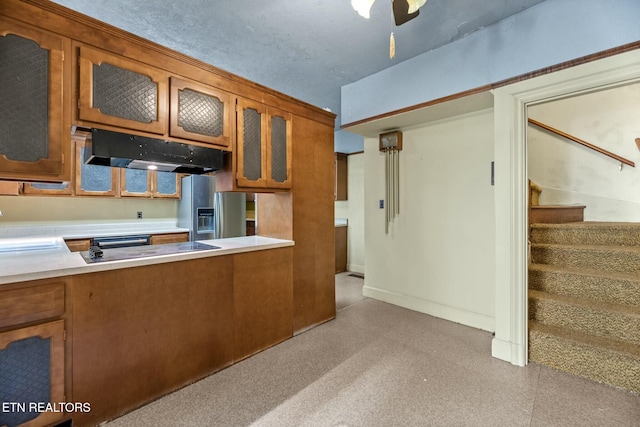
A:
[[214, 192, 223, 239]]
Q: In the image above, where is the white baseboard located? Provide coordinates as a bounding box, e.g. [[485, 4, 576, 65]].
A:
[[491, 337, 527, 366], [362, 285, 495, 332], [347, 263, 364, 274]]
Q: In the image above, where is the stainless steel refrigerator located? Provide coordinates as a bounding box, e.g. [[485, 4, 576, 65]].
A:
[[178, 175, 246, 240]]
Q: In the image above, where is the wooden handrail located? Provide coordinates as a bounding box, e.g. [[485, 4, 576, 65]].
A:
[[528, 118, 635, 168]]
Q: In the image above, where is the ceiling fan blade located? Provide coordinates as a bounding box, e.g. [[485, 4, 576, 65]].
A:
[[392, 0, 420, 26]]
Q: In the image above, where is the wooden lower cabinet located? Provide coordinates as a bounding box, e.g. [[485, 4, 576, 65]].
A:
[[149, 232, 189, 245], [68, 247, 294, 426], [0, 320, 65, 427], [233, 247, 293, 361], [70, 257, 234, 426], [64, 238, 91, 252], [335, 226, 347, 273]]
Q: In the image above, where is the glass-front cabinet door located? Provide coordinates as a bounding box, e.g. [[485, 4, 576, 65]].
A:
[[265, 107, 292, 189], [153, 171, 180, 198], [236, 98, 267, 188], [120, 168, 152, 197], [77, 45, 168, 134], [0, 18, 71, 182], [169, 77, 232, 149], [120, 169, 180, 198], [74, 139, 117, 196], [235, 98, 292, 190]]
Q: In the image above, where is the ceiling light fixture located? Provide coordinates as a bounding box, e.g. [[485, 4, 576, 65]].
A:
[[351, 0, 428, 20], [406, 0, 427, 14], [351, 0, 376, 19]]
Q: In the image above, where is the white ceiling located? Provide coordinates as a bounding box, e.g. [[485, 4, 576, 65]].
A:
[[52, 0, 547, 152]]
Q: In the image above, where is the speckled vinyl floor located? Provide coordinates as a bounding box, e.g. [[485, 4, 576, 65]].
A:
[[105, 272, 640, 427]]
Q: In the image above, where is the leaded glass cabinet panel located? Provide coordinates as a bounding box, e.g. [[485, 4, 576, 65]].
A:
[[74, 139, 117, 196], [235, 98, 292, 190], [120, 168, 152, 197], [153, 171, 180, 198], [0, 18, 70, 181], [0, 320, 65, 427], [78, 45, 168, 134], [169, 77, 231, 148], [266, 107, 292, 189], [236, 98, 267, 188]]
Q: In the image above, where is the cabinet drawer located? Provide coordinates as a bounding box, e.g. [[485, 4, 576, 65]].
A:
[[65, 238, 92, 252], [0, 282, 64, 329], [150, 232, 189, 245]]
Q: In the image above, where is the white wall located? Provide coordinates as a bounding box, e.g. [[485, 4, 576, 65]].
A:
[[334, 153, 365, 274], [363, 109, 495, 331], [528, 84, 640, 221], [342, 0, 640, 125]]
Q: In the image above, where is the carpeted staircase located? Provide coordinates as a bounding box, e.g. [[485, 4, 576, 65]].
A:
[[528, 222, 640, 394]]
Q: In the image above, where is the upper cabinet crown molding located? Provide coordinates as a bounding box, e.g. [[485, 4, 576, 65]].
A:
[[2, 0, 335, 128]]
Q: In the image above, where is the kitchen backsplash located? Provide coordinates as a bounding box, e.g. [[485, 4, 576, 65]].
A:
[[0, 220, 184, 239], [0, 195, 178, 224]]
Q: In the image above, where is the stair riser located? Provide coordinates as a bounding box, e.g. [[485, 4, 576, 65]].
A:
[[531, 246, 640, 274], [531, 227, 640, 246], [529, 269, 640, 307], [529, 331, 640, 394], [529, 297, 640, 345]]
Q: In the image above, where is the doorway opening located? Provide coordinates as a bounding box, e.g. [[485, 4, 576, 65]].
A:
[[491, 48, 640, 366]]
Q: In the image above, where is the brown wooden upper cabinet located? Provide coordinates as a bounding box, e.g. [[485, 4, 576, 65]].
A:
[[78, 45, 168, 135], [335, 152, 348, 201], [235, 98, 292, 190], [74, 137, 118, 197], [120, 169, 181, 199], [0, 18, 71, 182], [169, 77, 232, 149]]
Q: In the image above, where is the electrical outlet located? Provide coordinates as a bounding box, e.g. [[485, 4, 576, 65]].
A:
[[137, 211, 142, 219]]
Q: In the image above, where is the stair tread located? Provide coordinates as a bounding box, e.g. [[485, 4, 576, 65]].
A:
[[531, 221, 640, 229], [529, 289, 640, 316], [529, 320, 640, 358], [529, 263, 640, 283], [531, 242, 640, 252], [531, 205, 586, 208]]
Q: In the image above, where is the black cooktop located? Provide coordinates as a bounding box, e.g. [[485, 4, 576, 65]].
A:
[[80, 241, 220, 264]]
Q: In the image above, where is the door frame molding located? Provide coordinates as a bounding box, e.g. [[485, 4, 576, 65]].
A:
[[491, 48, 640, 366]]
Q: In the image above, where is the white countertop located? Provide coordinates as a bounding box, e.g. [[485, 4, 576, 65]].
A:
[[0, 236, 294, 285], [335, 218, 348, 227]]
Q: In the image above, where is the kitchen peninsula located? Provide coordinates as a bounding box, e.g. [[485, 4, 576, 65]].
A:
[[1, 235, 295, 426], [0, 1, 336, 426]]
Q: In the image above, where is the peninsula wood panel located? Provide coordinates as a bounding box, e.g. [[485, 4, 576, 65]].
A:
[[291, 115, 336, 334], [70, 257, 234, 426], [233, 247, 293, 361]]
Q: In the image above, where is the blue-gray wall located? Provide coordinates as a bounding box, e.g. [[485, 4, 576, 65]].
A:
[[341, 0, 640, 125]]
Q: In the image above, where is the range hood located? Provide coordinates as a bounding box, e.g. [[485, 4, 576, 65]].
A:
[[84, 128, 224, 174]]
